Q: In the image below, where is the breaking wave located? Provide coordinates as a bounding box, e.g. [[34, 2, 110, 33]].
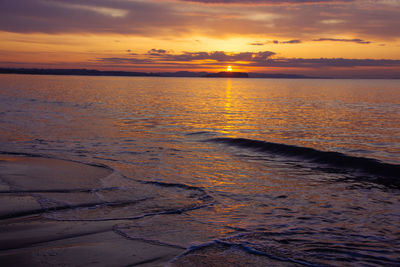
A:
[[208, 137, 400, 183]]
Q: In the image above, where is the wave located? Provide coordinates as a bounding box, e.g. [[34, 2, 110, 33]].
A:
[[0, 150, 43, 158], [0, 198, 150, 221], [208, 137, 400, 183], [185, 131, 218, 136], [0, 150, 114, 171], [139, 180, 204, 191], [0, 187, 120, 194], [45, 202, 214, 222], [171, 239, 322, 267], [171, 228, 400, 266], [132, 180, 214, 202]]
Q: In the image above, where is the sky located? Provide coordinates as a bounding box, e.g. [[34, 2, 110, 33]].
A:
[[0, 0, 400, 78]]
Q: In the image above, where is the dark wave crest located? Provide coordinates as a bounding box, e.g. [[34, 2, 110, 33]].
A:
[[208, 137, 400, 182]]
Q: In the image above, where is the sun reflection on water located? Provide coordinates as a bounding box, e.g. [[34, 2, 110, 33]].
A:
[[222, 78, 234, 134]]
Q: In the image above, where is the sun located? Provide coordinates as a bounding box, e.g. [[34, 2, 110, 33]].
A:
[[226, 65, 233, 72]]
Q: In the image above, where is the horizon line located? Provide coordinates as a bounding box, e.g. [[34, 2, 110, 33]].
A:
[[1, 67, 399, 79]]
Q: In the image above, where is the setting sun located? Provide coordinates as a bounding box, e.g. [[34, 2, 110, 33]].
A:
[[227, 66, 233, 72]]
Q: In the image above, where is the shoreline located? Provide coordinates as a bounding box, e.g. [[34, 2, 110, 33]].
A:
[[0, 154, 302, 266], [0, 155, 183, 266]]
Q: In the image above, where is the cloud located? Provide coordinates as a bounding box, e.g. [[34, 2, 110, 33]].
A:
[[98, 50, 278, 67], [148, 49, 168, 55], [98, 50, 400, 69], [249, 42, 265, 46], [149, 50, 276, 62], [267, 2, 400, 40], [272, 39, 302, 44], [149, 49, 167, 53], [54, 2, 129, 18], [250, 39, 302, 45], [313, 38, 371, 44], [97, 57, 151, 64], [0, 0, 186, 35], [90, 49, 400, 78], [258, 58, 400, 68], [0, 0, 399, 41], [180, 0, 353, 5]]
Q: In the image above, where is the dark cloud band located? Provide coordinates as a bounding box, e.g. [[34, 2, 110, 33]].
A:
[[313, 38, 371, 44], [180, 0, 353, 4], [99, 50, 400, 68]]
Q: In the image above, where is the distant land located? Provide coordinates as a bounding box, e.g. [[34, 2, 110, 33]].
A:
[[204, 71, 249, 78], [0, 68, 328, 79], [0, 68, 156, 77], [8, 68, 397, 79]]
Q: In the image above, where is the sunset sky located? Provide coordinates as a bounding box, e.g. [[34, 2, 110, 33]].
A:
[[1, 0, 400, 77]]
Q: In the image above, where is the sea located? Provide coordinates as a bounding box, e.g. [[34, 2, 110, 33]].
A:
[[0, 74, 399, 266]]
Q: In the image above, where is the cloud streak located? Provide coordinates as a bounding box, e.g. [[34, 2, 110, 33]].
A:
[[272, 39, 302, 44], [313, 38, 371, 44], [180, 0, 353, 5]]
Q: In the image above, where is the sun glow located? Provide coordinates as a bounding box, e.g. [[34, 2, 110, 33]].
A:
[[227, 65, 233, 72]]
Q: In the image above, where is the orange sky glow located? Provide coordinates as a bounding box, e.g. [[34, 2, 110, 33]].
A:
[[0, 0, 400, 78]]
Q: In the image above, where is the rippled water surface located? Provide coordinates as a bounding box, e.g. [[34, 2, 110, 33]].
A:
[[1, 74, 399, 266]]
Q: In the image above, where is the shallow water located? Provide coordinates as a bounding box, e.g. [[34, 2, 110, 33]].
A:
[[0, 74, 399, 266]]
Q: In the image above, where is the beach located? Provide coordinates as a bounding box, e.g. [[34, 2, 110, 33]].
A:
[[0, 155, 304, 266], [0, 155, 183, 266]]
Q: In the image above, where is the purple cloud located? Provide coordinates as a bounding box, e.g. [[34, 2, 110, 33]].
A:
[[180, 0, 353, 4], [148, 49, 167, 54], [272, 39, 302, 44], [145, 50, 276, 62], [249, 42, 265, 46], [98, 50, 400, 69], [313, 38, 371, 44], [148, 49, 168, 56], [0, 0, 398, 41], [259, 58, 400, 68], [97, 57, 151, 64]]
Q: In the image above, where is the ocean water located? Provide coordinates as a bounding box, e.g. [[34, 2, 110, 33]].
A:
[[0, 74, 399, 266]]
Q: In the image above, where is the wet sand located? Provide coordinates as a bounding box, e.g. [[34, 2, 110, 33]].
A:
[[0, 155, 298, 266], [0, 155, 184, 266]]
